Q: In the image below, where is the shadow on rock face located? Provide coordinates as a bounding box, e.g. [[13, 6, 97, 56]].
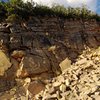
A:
[[0, 78, 16, 93]]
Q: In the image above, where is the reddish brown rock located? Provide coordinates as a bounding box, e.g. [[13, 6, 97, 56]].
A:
[[28, 81, 45, 96]]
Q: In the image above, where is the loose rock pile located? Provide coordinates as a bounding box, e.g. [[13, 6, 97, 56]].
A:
[[34, 47, 100, 100], [0, 47, 100, 100]]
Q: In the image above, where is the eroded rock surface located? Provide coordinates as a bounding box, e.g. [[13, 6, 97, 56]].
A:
[[0, 17, 100, 99]]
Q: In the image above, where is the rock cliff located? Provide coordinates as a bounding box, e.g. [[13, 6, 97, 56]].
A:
[[0, 17, 100, 94]]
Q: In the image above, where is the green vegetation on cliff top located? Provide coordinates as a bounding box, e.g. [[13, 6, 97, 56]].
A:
[[0, 0, 100, 22]]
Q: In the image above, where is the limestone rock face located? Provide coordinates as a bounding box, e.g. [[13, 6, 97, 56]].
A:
[[0, 51, 11, 76]]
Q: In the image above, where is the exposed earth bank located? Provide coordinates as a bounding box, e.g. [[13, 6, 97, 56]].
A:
[[0, 17, 100, 99]]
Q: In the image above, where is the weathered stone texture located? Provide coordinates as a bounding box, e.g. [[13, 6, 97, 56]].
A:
[[0, 17, 100, 93], [0, 18, 99, 75]]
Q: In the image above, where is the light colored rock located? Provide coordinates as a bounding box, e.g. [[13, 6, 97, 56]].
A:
[[45, 84, 52, 90], [11, 98, 15, 100], [56, 91, 61, 99], [20, 96, 27, 100], [9, 90, 16, 95], [59, 58, 71, 72], [65, 79, 70, 86], [48, 87, 55, 94], [95, 96, 100, 100], [57, 75, 65, 83], [95, 57, 100, 61], [16, 58, 24, 77], [59, 84, 66, 93], [42, 94, 51, 100], [92, 47, 100, 56], [52, 81, 61, 87], [48, 45, 56, 52], [0, 50, 11, 76], [76, 58, 87, 65], [23, 77, 31, 86], [42, 93, 56, 100], [11, 50, 25, 59]]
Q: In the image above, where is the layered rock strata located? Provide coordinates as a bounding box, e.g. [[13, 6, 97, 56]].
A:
[[0, 17, 100, 94]]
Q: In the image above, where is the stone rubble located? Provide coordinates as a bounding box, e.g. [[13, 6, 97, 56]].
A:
[[34, 47, 100, 100], [0, 47, 100, 100]]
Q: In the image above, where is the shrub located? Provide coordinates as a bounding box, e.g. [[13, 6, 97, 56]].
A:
[[6, 14, 20, 23], [0, 0, 99, 21]]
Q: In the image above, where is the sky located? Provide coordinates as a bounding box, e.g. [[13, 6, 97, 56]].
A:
[[97, 0, 100, 14], [24, 0, 100, 14], [2, 0, 100, 14]]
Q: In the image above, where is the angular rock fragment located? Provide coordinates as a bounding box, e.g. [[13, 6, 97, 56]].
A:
[[59, 58, 71, 72], [0, 50, 11, 76], [59, 83, 66, 93]]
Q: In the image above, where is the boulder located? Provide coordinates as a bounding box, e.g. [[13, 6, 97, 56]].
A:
[[17, 54, 50, 78], [0, 50, 11, 76]]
